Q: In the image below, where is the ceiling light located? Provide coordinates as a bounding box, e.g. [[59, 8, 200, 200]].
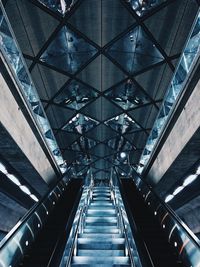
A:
[[196, 166, 200, 175], [20, 185, 31, 195], [120, 152, 127, 159], [165, 194, 174, 203], [183, 174, 198, 187], [115, 97, 122, 101], [173, 186, 184, 196], [7, 174, 21, 186], [82, 97, 89, 101], [0, 163, 7, 174], [65, 99, 71, 104], [30, 194, 39, 202]]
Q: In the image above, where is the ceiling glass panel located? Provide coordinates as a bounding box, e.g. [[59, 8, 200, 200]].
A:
[[105, 136, 133, 151], [62, 113, 99, 134], [40, 26, 98, 74], [68, 137, 98, 151], [38, 0, 78, 15], [105, 113, 141, 134], [105, 79, 151, 110], [54, 80, 98, 110], [126, 0, 166, 17], [74, 153, 99, 166], [106, 26, 164, 74]]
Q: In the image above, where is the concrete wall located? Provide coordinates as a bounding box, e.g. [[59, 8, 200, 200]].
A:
[[147, 79, 200, 185], [0, 61, 58, 185]]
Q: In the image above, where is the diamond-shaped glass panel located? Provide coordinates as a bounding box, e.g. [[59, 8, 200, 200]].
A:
[[54, 80, 98, 110], [126, 0, 166, 17], [106, 136, 133, 151], [63, 114, 99, 134], [106, 26, 163, 74], [68, 137, 98, 151], [105, 114, 141, 134], [40, 26, 97, 74], [38, 0, 78, 15], [105, 79, 151, 110], [74, 153, 98, 166]]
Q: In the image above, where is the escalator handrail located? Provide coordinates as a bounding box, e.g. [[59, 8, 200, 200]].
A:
[[0, 175, 70, 250], [46, 186, 83, 267], [112, 168, 156, 267], [65, 184, 93, 267], [127, 167, 200, 249], [111, 185, 136, 267]]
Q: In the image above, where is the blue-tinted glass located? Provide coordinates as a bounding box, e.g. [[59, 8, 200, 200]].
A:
[[38, 0, 77, 15], [106, 137, 132, 151], [69, 137, 97, 151], [54, 80, 98, 110], [105, 114, 141, 134], [63, 114, 99, 134], [40, 26, 97, 74], [126, 0, 166, 17], [105, 79, 150, 110], [107, 26, 163, 74]]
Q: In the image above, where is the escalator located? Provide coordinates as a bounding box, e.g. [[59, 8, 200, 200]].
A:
[[18, 179, 83, 267], [71, 186, 130, 266], [121, 179, 181, 267]]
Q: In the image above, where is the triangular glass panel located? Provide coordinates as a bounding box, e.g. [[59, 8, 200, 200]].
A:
[[62, 114, 99, 134], [105, 79, 151, 110], [37, 0, 78, 15], [126, 0, 166, 17], [106, 26, 164, 74], [68, 136, 98, 151], [54, 80, 98, 110], [40, 26, 98, 74], [105, 114, 141, 134], [74, 153, 99, 166], [105, 136, 133, 151]]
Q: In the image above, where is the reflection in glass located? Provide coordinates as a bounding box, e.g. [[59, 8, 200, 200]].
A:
[[105, 114, 141, 134], [107, 26, 163, 74], [138, 13, 200, 173], [105, 79, 150, 110], [126, 0, 165, 17], [38, 0, 77, 14], [106, 136, 132, 151], [63, 114, 99, 134], [40, 26, 97, 74], [54, 80, 98, 110], [68, 137, 98, 151]]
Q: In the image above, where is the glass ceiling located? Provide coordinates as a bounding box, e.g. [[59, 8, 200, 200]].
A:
[[105, 114, 141, 134], [54, 80, 98, 110], [38, 0, 78, 15], [62, 114, 99, 134], [126, 0, 166, 17], [3, 0, 199, 179], [106, 26, 164, 74], [105, 79, 151, 110], [40, 26, 98, 74]]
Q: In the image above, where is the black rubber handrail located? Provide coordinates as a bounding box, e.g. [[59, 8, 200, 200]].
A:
[[111, 185, 136, 267], [47, 185, 83, 267], [125, 166, 200, 249], [0, 174, 70, 250], [112, 168, 155, 267]]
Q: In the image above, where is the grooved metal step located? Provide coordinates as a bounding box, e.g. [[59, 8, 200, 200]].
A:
[[71, 186, 130, 266], [77, 249, 125, 256], [72, 256, 130, 265]]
